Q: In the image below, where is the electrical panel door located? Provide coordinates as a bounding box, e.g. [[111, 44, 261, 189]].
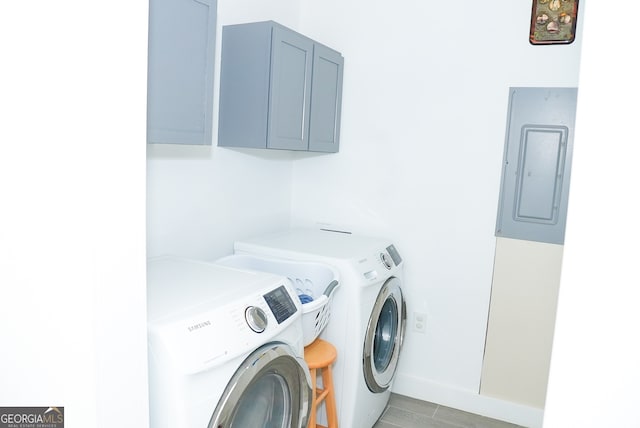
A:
[[496, 87, 578, 244]]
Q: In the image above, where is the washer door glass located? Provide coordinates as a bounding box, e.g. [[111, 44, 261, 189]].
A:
[[209, 342, 312, 428], [363, 277, 406, 393], [229, 373, 289, 427]]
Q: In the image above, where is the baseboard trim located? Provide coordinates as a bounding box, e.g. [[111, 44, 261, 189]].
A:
[[392, 373, 544, 428]]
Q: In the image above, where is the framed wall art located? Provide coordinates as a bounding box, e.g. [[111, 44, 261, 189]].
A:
[[530, 0, 579, 45]]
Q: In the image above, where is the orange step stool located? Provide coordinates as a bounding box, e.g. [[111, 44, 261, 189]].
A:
[[304, 338, 338, 428]]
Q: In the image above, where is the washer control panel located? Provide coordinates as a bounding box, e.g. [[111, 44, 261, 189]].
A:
[[245, 306, 268, 333], [263, 285, 298, 324]]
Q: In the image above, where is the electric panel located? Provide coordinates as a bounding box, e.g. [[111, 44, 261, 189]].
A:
[[496, 87, 578, 244]]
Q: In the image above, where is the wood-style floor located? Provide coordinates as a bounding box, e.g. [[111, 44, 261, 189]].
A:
[[372, 394, 526, 428]]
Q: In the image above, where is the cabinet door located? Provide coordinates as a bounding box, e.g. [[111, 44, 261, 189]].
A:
[[267, 26, 314, 150], [218, 22, 273, 149], [308, 45, 344, 153], [147, 0, 217, 145]]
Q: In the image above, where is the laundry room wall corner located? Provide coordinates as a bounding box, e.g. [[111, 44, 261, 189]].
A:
[[146, 0, 303, 262]]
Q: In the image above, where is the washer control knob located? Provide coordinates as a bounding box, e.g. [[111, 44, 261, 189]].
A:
[[380, 252, 393, 269], [245, 306, 268, 333]]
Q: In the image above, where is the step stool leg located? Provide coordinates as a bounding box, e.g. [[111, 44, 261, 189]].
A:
[[322, 365, 338, 428], [308, 367, 317, 428]]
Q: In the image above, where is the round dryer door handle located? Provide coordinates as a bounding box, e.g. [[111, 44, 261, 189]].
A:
[[245, 306, 268, 333]]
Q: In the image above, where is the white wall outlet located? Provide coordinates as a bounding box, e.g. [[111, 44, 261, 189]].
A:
[[413, 312, 427, 334]]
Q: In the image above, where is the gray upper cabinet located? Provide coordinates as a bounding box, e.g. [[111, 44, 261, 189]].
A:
[[268, 25, 314, 151], [218, 21, 344, 152], [147, 0, 217, 145], [309, 44, 344, 152]]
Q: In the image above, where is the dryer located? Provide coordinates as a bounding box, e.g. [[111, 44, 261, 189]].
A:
[[147, 256, 312, 428], [235, 229, 406, 428]]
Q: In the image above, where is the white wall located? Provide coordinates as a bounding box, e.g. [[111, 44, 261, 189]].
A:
[[0, 1, 148, 427], [295, 1, 582, 423], [146, 0, 303, 261], [147, 145, 294, 259], [544, 1, 640, 426]]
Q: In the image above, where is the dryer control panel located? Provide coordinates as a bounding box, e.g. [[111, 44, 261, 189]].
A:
[[380, 252, 393, 269], [386, 245, 402, 266], [362, 244, 403, 281]]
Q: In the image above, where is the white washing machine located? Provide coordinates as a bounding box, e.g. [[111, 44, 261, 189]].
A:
[[147, 256, 312, 428], [235, 228, 406, 428]]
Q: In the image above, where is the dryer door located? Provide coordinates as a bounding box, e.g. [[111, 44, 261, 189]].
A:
[[208, 342, 312, 428], [363, 277, 406, 393]]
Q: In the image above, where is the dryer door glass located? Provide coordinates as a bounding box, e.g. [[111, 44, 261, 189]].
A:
[[209, 343, 312, 428], [363, 277, 406, 393], [374, 298, 398, 372]]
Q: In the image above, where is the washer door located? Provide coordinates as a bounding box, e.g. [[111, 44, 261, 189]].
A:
[[209, 342, 312, 428], [363, 277, 406, 393]]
